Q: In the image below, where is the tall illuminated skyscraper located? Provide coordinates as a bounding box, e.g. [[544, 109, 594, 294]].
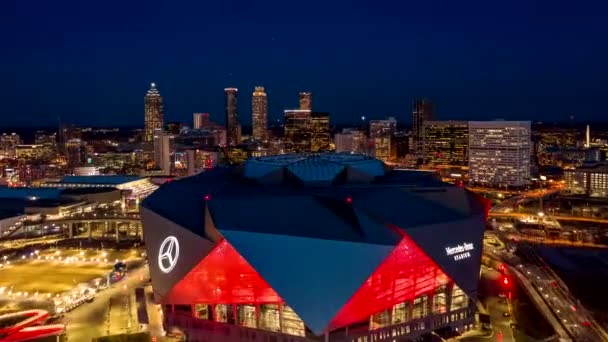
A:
[[468, 121, 531, 187], [423, 121, 469, 166], [154, 129, 175, 175], [284, 109, 312, 152], [412, 99, 435, 156], [299, 92, 312, 111], [144, 83, 164, 142], [369, 117, 397, 162], [225, 88, 240, 146], [251, 86, 268, 141], [310, 112, 330, 152]]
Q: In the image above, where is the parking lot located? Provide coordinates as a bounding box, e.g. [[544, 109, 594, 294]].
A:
[[0, 248, 143, 297]]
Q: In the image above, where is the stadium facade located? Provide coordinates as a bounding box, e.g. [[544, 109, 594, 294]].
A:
[[141, 154, 487, 341]]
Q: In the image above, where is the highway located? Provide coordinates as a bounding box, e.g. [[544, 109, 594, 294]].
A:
[[489, 211, 608, 225], [485, 232, 608, 341]]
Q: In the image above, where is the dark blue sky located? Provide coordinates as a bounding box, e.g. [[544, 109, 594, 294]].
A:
[[1, 0, 607, 126]]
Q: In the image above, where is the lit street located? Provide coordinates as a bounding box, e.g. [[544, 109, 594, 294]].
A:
[[57, 264, 152, 341]]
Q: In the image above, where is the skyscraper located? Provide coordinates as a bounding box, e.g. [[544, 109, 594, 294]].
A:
[[423, 121, 469, 166], [284, 109, 312, 152], [252, 86, 268, 142], [412, 99, 435, 157], [299, 92, 312, 111], [193, 113, 210, 130], [225, 88, 240, 146], [310, 112, 331, 152], [154, 129, 175, 175], [369, 117, 397, 162], [144, 83, 164, 142], [335, 129, 367, 154], [468, 121, 531, 187]]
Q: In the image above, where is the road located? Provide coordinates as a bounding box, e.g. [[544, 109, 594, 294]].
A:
[[487, 233, 608, 341], [58, 265, 151, 341], [490, 211, 608, 225], [460, 266, 516, 342]]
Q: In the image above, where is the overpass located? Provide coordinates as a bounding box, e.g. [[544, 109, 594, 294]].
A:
[[16, 212, 143, 242]]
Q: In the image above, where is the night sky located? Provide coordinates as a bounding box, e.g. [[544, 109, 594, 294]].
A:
[[1, 0, 607, 127]]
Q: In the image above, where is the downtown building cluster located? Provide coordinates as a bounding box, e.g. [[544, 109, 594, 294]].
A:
[[4, 82, 608, 192]]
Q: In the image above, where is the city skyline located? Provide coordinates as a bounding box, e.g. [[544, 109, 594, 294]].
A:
[[1, 1, 607, 126]]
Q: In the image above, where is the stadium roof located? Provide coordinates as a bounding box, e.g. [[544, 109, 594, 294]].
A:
[[143, 154, 485, 245], [59, 175, 142, 185], [141, 154, 488, 335]]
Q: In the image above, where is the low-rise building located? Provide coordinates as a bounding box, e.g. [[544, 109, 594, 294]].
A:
[[564, 163, 608, 197]]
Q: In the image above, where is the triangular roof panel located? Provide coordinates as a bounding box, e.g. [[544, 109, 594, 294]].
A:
[[218, 230, 395, 335]]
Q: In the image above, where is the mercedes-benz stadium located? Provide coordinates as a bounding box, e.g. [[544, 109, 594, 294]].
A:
[[141, 154, 487, 341]]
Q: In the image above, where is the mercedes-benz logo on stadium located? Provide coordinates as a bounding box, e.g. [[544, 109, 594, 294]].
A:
[[158, 236, 179, 273]]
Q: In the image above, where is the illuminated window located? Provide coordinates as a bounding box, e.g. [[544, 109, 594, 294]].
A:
[[433, 286, 447, 314], [259, 304, 280, 332], [195, 304, 211, 320], [370, 309, 391, 330], [450, 284, 468, 312], [412, 295, 429, 319], [391, 302, 409, 325], [237, 304, 256, 328], [214, 304, 235, 324], [281, 304, 305, 337]]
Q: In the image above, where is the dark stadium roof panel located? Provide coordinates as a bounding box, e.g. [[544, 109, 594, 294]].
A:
[[142, 154, 486, 247]]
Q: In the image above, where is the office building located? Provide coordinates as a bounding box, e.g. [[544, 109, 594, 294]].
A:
[[0, 133, 22, 159], [15, 145, 54, 161], [144, 83, 164, 142], [468, 121, 531, 187], [251, 87, 268, 142], [335, 129, 367, 154], [412, 99, 435, 156], [310, 112, 330, 152], [154, 129, 175, 175], [166, 122, 182, 135], [34, 131, 57, 145], [369, 117, 397, 162], [564, 163, 608, 197], [193, 113, 210, 130], [299, 92, 312, 111], [423, 121, 469, 166], [284, 110, 312, 152], [186, 150, 219, 176], [65, 139, 86, 169], [390, 132, 410, 161], [141, 154, 486, 341], [225, 88, 240, 146]]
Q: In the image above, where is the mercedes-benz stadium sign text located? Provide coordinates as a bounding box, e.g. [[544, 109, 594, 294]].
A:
[[445, 242, 474, 261]]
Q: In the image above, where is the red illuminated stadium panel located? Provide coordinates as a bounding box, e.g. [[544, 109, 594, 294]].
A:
[[165, 239, 283, 305], [328, 233, 451, 330]]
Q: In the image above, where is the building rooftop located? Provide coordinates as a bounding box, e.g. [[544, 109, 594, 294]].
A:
[[569, 162, 608, 172], [59, 175, 143, 185], [143, 154, 486, 247], [0, 187, 62, 200]]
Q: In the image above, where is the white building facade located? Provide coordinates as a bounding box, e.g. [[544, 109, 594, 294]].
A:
[[468, 121, 531, 187]]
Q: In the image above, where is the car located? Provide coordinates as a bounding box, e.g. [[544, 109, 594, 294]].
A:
[[502, 312, 511, 318], [498, 293, 506, 298]]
